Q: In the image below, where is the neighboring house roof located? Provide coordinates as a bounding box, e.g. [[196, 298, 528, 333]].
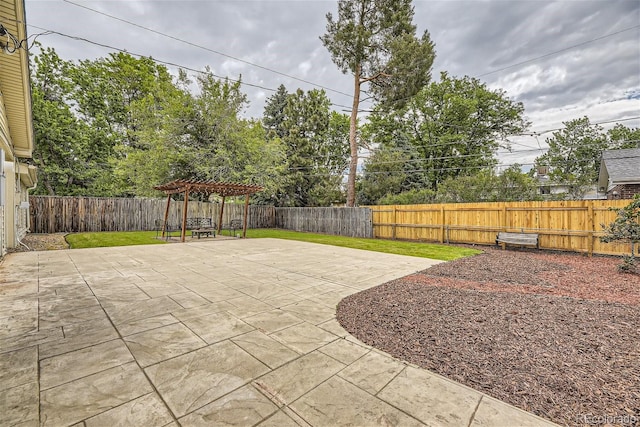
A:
[[0, 0, 34, 160], [598, 148, 640, 190]]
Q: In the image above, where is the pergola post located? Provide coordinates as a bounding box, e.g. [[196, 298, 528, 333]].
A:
[[243, 194, 249, 238], [162, 194, 172, 238], [181, 186, 190, 242], [217, 195, 226, 235]]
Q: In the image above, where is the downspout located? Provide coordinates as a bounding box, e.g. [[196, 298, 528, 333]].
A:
[[14, 159, 37, 251], [17, 177, 38, 251]]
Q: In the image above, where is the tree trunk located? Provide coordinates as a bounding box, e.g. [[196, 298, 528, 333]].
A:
[[346, 64, 361, 207], [37, 152, 55, 195]]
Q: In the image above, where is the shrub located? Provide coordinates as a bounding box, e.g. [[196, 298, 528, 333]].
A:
[[600, 195, 640, 274]]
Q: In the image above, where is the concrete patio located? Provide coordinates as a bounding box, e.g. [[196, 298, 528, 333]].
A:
[[0, 238, 557, 426]]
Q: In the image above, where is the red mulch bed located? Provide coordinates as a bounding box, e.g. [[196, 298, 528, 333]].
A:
[[337, 247, 640, 427]]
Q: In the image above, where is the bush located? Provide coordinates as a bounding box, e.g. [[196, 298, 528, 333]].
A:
[[600, 195, 640, 274]]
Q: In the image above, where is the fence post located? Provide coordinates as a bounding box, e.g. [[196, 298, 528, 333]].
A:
[[392, 206, 397, 240], [587, 202, 594, 257], [502, 204, 507, 231], [440, 206, 445, 243]]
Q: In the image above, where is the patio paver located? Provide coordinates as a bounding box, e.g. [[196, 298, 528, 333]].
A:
[[0, 238, 559, 426]]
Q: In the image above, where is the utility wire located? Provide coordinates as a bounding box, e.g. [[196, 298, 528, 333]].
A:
[[62, 0, 354, 99], [0, 22, 53, 52], [26, 24, 355, 111], [28, 24, 275, 92], [532, 116, 640, 135], [477, 24, 640, 78], [357, 24, 640, 113]]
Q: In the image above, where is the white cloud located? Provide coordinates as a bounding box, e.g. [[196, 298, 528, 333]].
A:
[[494, 64, 568, 100], [298, 61, 312, 76]]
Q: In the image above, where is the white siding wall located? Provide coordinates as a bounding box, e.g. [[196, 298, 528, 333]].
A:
[[1, 91, 9, 256], [0, 205, 5, 256], [0, 126, 7, 256]]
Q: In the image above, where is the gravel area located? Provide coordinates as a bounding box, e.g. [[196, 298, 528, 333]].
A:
[[10, 233, 69, 252], [337, 247, 640, 427]]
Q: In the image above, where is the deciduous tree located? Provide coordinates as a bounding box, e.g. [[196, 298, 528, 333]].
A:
[[361, 72, 529, 200], [31, 46, 99, 195], [607, 123, 640, 149], [534, 117, 608, 199], [434, 165, 540, 203]]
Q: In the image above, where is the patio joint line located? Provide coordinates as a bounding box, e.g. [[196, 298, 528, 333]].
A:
[[281, 404, 313, 427], [36, 340, 42, 426], [374, 361, 409, 398], [362, 369, 433, 427], [333, 361, 428, 426], [251, 379, 312, 426], [467, 394, 484, 427]]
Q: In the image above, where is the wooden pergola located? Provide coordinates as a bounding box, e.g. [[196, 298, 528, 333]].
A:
[[154, 179, 263, 242]]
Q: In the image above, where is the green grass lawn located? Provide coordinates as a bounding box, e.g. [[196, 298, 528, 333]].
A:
[[66, 228, 480, 260], [246, 229, 479, 261], [66, 231, 174, 249]]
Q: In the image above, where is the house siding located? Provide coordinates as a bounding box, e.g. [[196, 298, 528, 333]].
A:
[[607, 184, 640, 200], [0, 205, 5, 256], [0, 98, 7, 256]]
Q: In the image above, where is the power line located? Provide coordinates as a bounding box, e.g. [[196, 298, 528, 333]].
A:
[[27, 24, 276, 92], [0, 21, 53, 52], [26, 24, 355, 111], [533, 116, 640, 135], [357, 24, 640, 114], [477, 24, 640, 78], [354, 134, 640, 170], [61, 0, 354, 99]]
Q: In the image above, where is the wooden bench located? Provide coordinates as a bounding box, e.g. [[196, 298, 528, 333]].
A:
[[186, 217, 216, 239], [496, 232, 539, 250], [221, 219, 243, 237]]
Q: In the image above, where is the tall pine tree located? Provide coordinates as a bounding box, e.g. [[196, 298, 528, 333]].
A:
[[321, 0, 435, 206]]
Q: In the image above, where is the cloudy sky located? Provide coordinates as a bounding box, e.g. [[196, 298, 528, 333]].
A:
[[22, 0, 640, 167]]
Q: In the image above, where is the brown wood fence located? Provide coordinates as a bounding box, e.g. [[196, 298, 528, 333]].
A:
[[28, 197, 372, 238], [275, 207, 373, 238], [369, 200, 635, 256], [29, 196, 275, 233]]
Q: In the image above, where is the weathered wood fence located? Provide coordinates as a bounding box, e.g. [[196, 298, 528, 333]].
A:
[[29, 196, 275, 233], [370, 200, 634, 256], [276, 207, 373, 238], [29, 197, 374, 238]]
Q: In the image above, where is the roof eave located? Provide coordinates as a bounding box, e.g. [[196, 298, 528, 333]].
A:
[[18, 162, 37, 187], [0, 0, 35, 159], [610, 178, 640, 185]]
